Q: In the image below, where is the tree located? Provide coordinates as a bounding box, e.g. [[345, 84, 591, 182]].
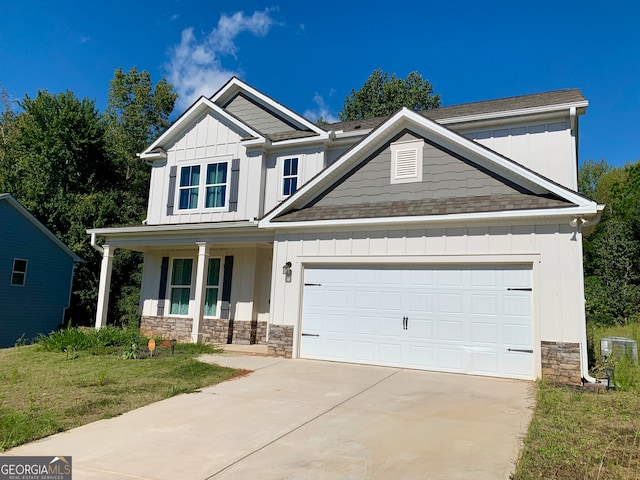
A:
[[339, 70, 440, 121], [578, 159, 611, 200], [102, 67, 178, 325], [105, 67, 177, 221]]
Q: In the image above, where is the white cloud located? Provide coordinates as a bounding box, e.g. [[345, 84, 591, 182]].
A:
[[304, 93, 339, 124], [166, 9, 276, 110]]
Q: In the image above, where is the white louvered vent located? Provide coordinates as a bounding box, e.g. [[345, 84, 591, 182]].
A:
[[395, 148, 419, 178], [390, 139, 423, 184]]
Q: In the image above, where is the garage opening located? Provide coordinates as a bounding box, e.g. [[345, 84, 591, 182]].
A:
[[300, 265, 533, 380]]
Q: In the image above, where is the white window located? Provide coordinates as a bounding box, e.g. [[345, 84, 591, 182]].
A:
[[178, 162, 228, 210], [204, 257, 222, 317], [205, 163, 228, 208], [11, 259, 27, 286], [179, 165, 200, 210], [282, 157, 299, 197], [390, 139, 424, 184], [169, 258, 193, 315]]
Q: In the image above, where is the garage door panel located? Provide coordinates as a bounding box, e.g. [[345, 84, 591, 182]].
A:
[[437, 293, 464, 313], [301, 265, 533, 380]]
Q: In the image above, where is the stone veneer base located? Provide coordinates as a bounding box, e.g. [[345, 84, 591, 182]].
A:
[[268, 324, 294, 358], [541, 341, 582, 385], [140, 316, 266, 345]]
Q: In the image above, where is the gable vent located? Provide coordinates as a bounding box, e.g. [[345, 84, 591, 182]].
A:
[[395, 148, 419, 178], [390, 139, 424, 184]]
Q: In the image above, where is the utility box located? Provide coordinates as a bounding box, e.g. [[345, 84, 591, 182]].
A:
[[600, 337, 638, 363]]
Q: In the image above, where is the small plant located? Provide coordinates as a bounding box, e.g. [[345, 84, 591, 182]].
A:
[[64, 345, 78, 360], [14, 334, 28, 347], [121, 342, 140, 360], [96, 370, 109, 386]]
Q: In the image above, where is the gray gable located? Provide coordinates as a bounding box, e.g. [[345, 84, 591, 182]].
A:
[[272, 129, 575, 222], [224, 92, 302, 136]]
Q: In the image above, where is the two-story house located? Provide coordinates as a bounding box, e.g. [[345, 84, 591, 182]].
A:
[[89, 77, 602, 384]]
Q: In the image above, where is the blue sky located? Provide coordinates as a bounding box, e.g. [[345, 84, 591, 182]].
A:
[[1, 0, 638, 167]]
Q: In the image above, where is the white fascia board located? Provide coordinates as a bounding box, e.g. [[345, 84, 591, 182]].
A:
[[87, 220, 260, 236], [436, 100, 589, 126], [261, 205, 599, 230], [261, 107, 594, 225], [142, 97, 265, 156], [211, 77, 327, 136]]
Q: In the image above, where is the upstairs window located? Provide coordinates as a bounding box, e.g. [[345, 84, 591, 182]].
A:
[[390, 139, 424, 184], [205, 162, 228, 208], [169, 258, 193, 315], [11, 259, 28, 286], [179, 166, 200, 209], [282, 157, 299, 197]]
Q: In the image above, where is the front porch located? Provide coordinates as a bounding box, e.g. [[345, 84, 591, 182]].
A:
[[88, 222, 275, 348]]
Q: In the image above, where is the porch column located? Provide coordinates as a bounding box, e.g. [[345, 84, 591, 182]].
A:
[[95, 244, 115, 329], [191, 242, 209, 343]]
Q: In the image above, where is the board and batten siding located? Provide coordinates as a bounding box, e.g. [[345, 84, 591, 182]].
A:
[[269, 222, 585, 359], [140, 246, 271, 323], [262, 147, 326, 215], [146, 112, 260, 225], [459, 119, 576, 190]]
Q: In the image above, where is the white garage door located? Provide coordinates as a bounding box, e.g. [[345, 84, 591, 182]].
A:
[[300, 265, 533, 380]]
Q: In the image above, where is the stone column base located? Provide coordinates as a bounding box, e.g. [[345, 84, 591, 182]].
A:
[[541, 341, 582, 385], [268, 325, 294, 358], [140, 316, 266, 345]]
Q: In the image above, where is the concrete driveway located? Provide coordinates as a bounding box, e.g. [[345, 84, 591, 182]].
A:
[[4, 355, 533, 480]]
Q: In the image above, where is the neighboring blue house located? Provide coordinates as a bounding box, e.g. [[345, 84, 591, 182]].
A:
[[0, 194, 81, 347]]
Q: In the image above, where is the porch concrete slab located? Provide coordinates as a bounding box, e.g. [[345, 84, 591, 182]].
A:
[[4, 358, 533, 480], [199, 352, 285, 370]]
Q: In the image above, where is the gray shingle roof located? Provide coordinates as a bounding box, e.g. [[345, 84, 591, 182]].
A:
[[272, 193, 575, 222], [323, 89, 586, 133]]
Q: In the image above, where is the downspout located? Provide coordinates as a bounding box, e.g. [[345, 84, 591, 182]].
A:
[[90, 232, 104, 254], [578, 214, 603, 384]]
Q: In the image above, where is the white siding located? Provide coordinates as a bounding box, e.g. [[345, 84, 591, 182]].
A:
[[270, 222, 585, 364], [146, 112, 260, 225], [263, 146, 325, 216], [458, 119, 576, 190], [140, 245, 269, 322]]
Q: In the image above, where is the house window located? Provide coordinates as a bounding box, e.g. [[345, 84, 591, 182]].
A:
[[390, 139, 424, 184], [179, 166, 200, 210], [169, 258, 193, 315], [205, 162, 228, 208], [11, 259, 27, 286], [204, 257, 222, 317], [282, 157, 299, 197]]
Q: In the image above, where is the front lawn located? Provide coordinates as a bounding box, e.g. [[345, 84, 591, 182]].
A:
[[513, 384, 640, 479], [0, 329, 239, 451]]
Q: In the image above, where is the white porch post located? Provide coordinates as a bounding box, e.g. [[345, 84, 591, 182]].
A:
[[191, 242, 209, 343], [95, 244, 115, 329]]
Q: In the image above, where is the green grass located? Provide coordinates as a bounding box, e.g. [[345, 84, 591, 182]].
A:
[[513, 383, 640, 479], [0, 332, 239, 451], [589, 323, 640, 393]]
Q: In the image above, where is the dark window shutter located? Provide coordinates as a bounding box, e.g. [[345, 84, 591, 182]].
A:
[[156, 257, 169, 316], [220, 255, 234, 320], [228, 159, 240, 212], [167, 166, 177, 215]]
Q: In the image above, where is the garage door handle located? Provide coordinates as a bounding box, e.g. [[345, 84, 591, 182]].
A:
[[305, 283, 322, 286], [507, 288, 532, 291], [507, 348, 533, 353], [302, 333, 320, 337]]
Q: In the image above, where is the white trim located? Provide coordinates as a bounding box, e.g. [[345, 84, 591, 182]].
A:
[[87, 220, 258, 236], [142, 96, 265, 157], [390, 139, 423, 184], [168, 257, 195, 317], [264, 206, 598, 230], [210, 77, 328, 137], [259, 108, 596, 227]]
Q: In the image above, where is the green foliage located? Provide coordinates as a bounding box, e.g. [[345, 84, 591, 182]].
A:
[[0, 69, 177, 327], [38, 326, 144, 353], [339, 69, 440, 121], [577, 158, 611, 200], [589, 322, 640, 392]]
